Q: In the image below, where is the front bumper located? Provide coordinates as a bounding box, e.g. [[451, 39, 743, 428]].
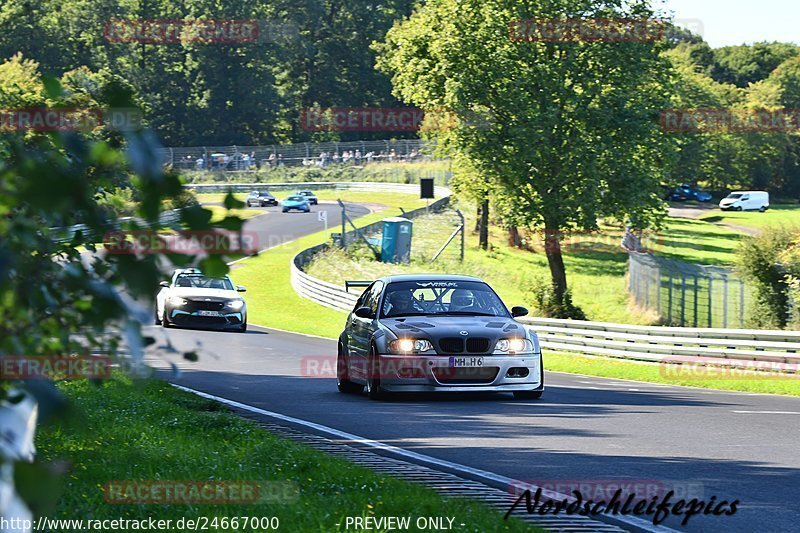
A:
[[168, 308, 244, 329], [373, 353, 543, 393]]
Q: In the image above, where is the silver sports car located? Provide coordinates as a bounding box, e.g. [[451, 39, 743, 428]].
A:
[[337, 274, 543, 400]]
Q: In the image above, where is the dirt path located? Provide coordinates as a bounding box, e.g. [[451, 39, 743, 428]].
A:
[[667, 204, 760, 236]]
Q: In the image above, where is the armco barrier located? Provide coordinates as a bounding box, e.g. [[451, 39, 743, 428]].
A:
[[185, 181, 450, 196]]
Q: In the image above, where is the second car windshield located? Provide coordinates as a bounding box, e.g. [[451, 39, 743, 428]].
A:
[[174, 275, 233, 290], [380, 281, 508, 318], [726, 193, 742, 199]]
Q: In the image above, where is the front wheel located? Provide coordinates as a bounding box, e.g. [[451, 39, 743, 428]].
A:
[[155, 308, 162, 325], [162, 309, 171, 328], [365, 346, 389, 400], [759, 206, 767, 212], [337, 343, 363, 393]]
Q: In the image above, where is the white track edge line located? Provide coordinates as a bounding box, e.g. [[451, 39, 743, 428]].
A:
[[171, 383, 679, 533]]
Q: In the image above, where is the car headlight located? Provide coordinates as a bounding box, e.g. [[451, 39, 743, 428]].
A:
[[494, 338, 533, 354], [225, 299, 244, 310], [388, 339, 433, 354], [169, 296, 188, 306]]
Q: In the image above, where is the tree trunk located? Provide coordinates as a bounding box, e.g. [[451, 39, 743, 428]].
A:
[[474, 201, 482, 233], [508, 226, 521, 248], [479, 197, 489, 250], [544, 227, 567, 303]]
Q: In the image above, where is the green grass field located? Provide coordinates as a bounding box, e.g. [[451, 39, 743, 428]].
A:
[[698, 204, 800, 232], [35, 377, 536, 531]]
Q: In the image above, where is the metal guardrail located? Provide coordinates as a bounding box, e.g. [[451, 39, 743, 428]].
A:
[[53, 210, 182, 244], [185, 181, 451, 196]]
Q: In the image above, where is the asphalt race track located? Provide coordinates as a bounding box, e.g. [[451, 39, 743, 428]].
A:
[[146, 323, 800, 533], [143, 200, 799, 533], [226, 201, 371, 253]]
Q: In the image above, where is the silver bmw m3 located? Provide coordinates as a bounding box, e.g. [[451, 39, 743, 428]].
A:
[[337, 274, 544, 400]]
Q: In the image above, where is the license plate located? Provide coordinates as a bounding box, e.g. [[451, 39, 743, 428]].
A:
[[449, 356, 484, 368], [197, 310, 221, 317]]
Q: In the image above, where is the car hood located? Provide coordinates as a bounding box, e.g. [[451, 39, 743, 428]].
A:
[[169, 287, 241, 300], [381, 315, 529, 342]]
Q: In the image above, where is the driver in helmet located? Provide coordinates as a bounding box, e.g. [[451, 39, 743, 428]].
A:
[[449, 289, 477, 312], [387, 290, 417, 316]]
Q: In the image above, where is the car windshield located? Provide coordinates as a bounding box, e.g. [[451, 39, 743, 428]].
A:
[[287, 196, 303, 201], [174, 275, 233, 290], [380, 280, 509, 318], [726, 193, 742, 199]]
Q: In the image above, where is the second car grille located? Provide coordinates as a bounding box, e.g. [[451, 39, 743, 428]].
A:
[[187, 299, 225, 311], [438, 337, 491, 354]]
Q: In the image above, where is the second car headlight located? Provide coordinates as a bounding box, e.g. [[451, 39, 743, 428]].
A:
[[169, 296, 189, 306], [225, 300, 245, 310], [494, 338, 533, 354], [388, 339, 433, 354]]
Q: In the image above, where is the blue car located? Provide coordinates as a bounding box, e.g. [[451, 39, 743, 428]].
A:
[[281, 195, 311, 213], [669, 184, 712, 202]]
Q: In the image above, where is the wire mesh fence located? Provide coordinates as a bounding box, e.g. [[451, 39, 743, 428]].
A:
[[159, 139, 436, 170], [628, 253, 750, 328]]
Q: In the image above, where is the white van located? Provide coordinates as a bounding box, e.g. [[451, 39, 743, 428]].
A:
[[719, 191, 769, 212]]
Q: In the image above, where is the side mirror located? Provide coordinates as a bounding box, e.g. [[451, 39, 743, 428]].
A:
[[511, 306, 529, 318], [354, 306, 374, 319], [159, 281, 170, 288], [237, 285, 247, 292]]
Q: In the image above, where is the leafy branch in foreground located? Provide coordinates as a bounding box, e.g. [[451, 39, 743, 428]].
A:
[[0, 70, 245, 518]]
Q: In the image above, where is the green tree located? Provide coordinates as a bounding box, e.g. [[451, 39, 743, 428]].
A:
[[712, 42, 798, 88], [376, 0, 675, 310]]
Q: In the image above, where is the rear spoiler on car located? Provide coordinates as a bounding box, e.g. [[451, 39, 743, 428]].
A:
[[345, 280, 372, 293]]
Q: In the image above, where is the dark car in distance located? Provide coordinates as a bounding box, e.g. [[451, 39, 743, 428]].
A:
[[246, 191, 278, 207], [337, 274, 544, 400], [668, 184, 712, 202]]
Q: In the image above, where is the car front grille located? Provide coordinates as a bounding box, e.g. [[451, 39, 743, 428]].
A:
[[438, 337, 491, 354], [187, 299, 225, 311], [432, 366, 499, 385], [439, 338, 464, 353], [466, 337, 490, 353]]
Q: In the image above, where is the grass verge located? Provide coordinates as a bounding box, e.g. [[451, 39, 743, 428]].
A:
[[36, 377, 535, 531], [698, 204, 800, 232]]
